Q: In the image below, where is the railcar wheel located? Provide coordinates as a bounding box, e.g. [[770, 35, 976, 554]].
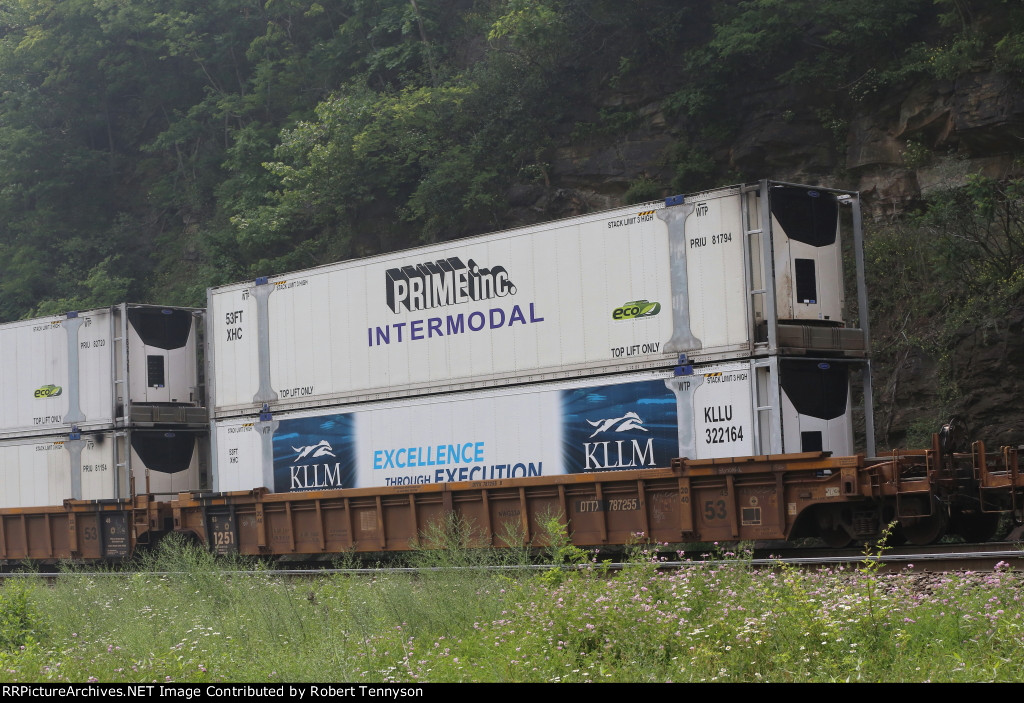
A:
[[819, 527, 853, 548], [952, 512, 1000, 543], [900, 513, 948, 546], [886, 524, 908, 547]]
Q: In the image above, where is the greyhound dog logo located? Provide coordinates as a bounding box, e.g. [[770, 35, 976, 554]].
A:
[[586, 412, 649, 439], [292, 440, 336, 461]]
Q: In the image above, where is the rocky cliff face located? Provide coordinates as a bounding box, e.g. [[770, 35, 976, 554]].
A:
[[534, 69, 1024, 451], [545, 69, 1024, 212], [846, 70, 1024, 450], [849, 70, 1024, 217]]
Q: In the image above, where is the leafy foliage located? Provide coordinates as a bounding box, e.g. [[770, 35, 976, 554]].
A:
[[0, 581, 47, 652], [10, 540, 1024, 682], [921, 176, 1024, 303], [866, 175, 1024, 445], [0, 1, 1019, 317]]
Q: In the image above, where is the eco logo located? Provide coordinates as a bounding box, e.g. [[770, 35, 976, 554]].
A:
[[586, 411, 650, 438], [612, 300, 661, 320], [34, 384, 62, 399], [292, 440, 336, 461]]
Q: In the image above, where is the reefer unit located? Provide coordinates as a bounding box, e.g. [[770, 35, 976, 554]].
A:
[[0, 429, 206, 508], [208, 181, 869, 418], [212, 358, 855, 493], [0, 304, 205, 439]]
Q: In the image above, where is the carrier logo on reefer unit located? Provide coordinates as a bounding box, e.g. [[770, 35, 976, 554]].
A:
[[33, 384, 62, 398]]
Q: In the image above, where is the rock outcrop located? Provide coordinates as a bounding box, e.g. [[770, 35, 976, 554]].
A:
[[539, 69, 1024, 450]]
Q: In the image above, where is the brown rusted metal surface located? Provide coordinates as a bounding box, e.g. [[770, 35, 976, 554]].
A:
[[0, 496, 162, 564], [166, 461, 851, 555], [5, 441, 1024, 565], [165, 444, 1024, 557]]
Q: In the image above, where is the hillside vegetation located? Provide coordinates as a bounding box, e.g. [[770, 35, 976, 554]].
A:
[[0, 0, 1022, 446]]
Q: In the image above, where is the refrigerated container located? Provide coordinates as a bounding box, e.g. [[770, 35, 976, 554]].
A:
[[212, 358, 856, 493], [0, 304, 205, 439], [0, 428, 206, 508], [208, 181, 869, 418]]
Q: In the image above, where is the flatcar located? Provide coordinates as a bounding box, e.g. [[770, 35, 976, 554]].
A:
[[0, 429, 1017, 565], [0, 182, 1013, 565]]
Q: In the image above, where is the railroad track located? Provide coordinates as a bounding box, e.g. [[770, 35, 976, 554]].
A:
[[3, 542, 1022, 579], [752, 541, 1024, 572]]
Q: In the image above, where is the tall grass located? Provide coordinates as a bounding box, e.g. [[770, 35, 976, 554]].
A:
[[0, 532, 1021, 682]]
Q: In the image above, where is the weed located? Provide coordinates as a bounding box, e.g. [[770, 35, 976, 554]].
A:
[[534, 512, 589, 587], [857, 522, 897, 638], [0, 581, 47, 651], [8, 533, 1024, 682]]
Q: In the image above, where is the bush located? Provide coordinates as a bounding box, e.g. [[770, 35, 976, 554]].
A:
[[0, 581, 47, 651]]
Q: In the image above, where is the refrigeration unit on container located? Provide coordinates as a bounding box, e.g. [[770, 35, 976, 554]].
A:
[[0, 304, 206, 439], [208, 180, 869, 418], [0, 428, 207, 508], [211, 358, 856, 494]]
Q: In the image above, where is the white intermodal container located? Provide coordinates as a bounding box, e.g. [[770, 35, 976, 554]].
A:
[[208, 181, 868, 417], [0, 428, 206, 508], [212, 357, 855, 493], [0, 304, 205, 439]]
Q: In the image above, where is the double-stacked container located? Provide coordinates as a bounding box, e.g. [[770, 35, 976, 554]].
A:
[[207, 180, 873, 492], [0, 304, 209, 506]]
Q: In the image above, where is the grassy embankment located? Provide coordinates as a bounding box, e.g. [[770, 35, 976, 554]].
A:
[[0, 524, 1020, 683]]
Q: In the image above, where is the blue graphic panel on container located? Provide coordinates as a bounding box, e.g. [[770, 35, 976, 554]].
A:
[[561, 379, 678, 473], [273, 414, 357, 491]]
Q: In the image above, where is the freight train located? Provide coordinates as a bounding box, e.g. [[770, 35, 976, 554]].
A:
[[0, 180, 1018, 565], [0, 430, 1019, 563]]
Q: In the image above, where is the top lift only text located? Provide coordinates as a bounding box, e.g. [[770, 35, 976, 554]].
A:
[[611, 342, 661, 358]]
